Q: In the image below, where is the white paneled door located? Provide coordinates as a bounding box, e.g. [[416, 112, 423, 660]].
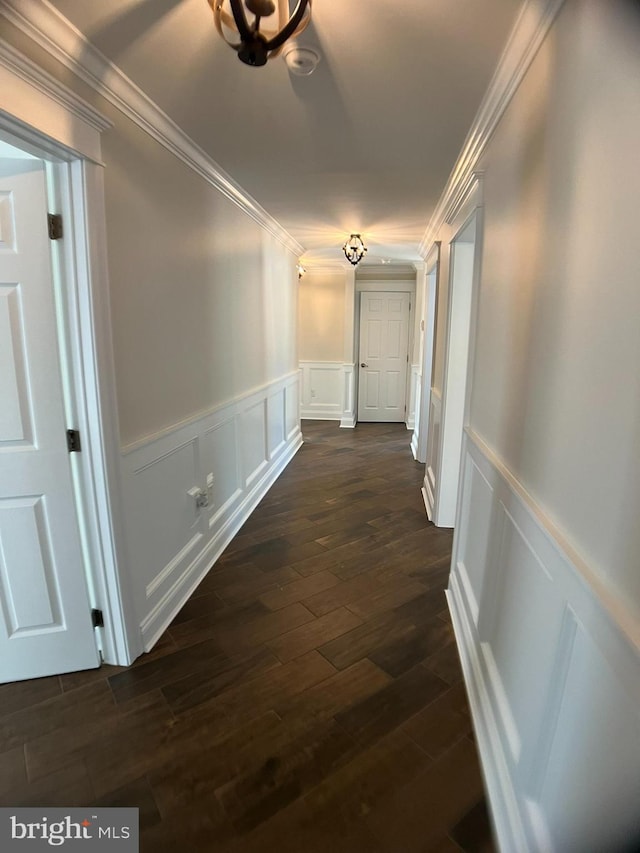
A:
[[0, 156, 99, 682], [358, 291, 410, 422]]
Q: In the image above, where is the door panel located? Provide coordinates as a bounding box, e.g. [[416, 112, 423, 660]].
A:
[[358, 291, 410, 422], [0, 157, 99, 682], [0, 284, 31, 441], [386, 371, 400, 408], [364, 371, 380, 409]]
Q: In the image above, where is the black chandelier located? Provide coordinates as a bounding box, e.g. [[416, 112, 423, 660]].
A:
[[343, 234, 368, 266], [209, 0, 312, 67]]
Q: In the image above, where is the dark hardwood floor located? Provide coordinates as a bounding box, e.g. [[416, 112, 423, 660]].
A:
[[0, 420, 495, 852]]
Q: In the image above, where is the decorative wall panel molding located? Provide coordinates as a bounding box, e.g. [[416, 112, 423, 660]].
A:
[[407, 362, 420, 431], [448, 429, 640, 852], [299, 361, 343, 421], [421, 388, 441, 520], [410, 367, 422, 459], [121, 371, 302, 650], [340, 363, 356, 429]]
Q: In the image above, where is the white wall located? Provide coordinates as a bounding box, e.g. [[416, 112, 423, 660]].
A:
[[105, 121, 301, 650], [472, 0, 640, 613], [0, 18, 303, 658], [298, 270, 346, 420], [434, 2, 640, 850], [298, 270, 345, 363]]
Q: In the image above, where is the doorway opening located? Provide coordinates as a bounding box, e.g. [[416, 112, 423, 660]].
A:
[[415, 243, 440, 464], [0, 72, 137, 679], [424, 209, 480, 527], [0, 135, 103, 681]]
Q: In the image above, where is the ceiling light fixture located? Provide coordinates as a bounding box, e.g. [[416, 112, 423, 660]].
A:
[[209, 0, 312, 67], [343, 234, 368, 266]]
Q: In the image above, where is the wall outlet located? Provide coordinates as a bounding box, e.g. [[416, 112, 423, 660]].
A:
[[187, 486, 208, 509]]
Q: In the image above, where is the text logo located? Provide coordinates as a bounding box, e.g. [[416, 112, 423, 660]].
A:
[[0, 809, 138, 850]]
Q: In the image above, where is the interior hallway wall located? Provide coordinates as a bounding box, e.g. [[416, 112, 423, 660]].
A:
[[436, 2, 640, 850], [104, 116, 298, 447], [473, 0, 640, 614], [0, 18, 302, 655], [298, 269, 346, 421]]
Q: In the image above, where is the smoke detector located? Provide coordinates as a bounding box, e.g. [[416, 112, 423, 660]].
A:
[[282, 44, 321, 76]]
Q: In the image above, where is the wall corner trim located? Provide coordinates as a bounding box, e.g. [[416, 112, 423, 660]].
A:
[[419, 0, 565, 257], [0, 0, 304, 257]]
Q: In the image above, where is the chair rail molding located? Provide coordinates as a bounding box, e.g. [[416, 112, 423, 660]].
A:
[[448, 428, 640, 852]]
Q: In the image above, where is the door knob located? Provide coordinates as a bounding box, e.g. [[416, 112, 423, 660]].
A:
[[360, 363, 368, 368]]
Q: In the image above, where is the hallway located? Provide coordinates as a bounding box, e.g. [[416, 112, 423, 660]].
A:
[[0, 421, 493, 852]]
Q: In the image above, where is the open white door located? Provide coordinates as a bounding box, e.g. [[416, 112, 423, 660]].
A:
[[0, 153, 100, 682], [357, 291, 410, 422]]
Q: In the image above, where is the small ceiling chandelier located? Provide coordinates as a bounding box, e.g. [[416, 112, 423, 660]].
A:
[[343, 234, 368, 266], [209, 0, 312, 67]]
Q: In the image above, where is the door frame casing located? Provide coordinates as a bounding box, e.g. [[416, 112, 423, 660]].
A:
[[429, 173, 484, 528], [0, 45, 141, 665], [415, 242, 441, 463], [354, 278, 416, 426]]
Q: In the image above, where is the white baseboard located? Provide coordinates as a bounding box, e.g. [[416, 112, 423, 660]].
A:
[[300, 409, 341, 421]]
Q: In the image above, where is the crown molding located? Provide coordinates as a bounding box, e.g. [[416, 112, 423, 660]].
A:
[[0, 39, 112, 135], [301, 262, 350, 275], [419, 0, 565, 258], [0, 0, 304, 257]]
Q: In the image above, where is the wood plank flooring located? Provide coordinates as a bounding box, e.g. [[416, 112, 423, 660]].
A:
[[0, 420, 495, 852]]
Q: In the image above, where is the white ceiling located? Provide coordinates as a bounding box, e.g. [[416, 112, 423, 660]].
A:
[[47, 0, 523, 266]]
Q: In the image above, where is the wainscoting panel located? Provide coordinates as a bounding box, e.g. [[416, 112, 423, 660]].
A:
[[285, 376, 299, 439], [299, 361, 343, 420], [421, 387, 441, 520], [121, 371, 302, 650], [448, 429, 640, 852], [407, 363, 420, 431], [455, 454, 494, 627], [410, 367, 422, 458], [533, 620, 640, 852], [241, 399, 268, 488], [340, 362, 356, 428], [202, 416, 241, 528], [267, 386, 286, 457]]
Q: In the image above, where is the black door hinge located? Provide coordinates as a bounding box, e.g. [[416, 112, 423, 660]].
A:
[[91, 608, 104, 628], [47, 213, 63, 240], [66, 429, 82, 452]]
